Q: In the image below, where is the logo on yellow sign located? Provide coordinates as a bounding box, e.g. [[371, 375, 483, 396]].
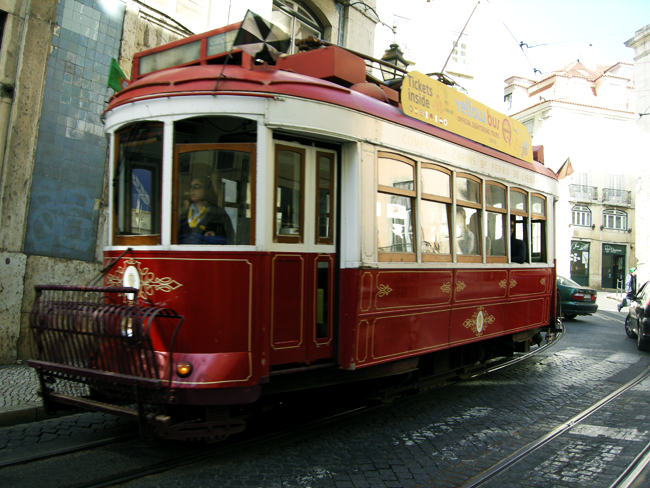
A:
[[401, 71, 533, 164]]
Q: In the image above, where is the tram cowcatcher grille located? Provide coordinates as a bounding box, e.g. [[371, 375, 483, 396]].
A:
[[27, 285, 185, 416]]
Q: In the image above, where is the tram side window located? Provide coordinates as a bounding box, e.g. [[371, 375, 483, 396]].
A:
[[175, 144, 255, 245], [316, 152, 335, 245], [114, 123, 163, 245], [275, 145, 305, 243], [531, 194, 547, 263], [510, 189, 528, 263], [377, 153, 415, 262], [421, 165, 451, 261], [486, 182, 507, 262], [456, 174, 481, 261]]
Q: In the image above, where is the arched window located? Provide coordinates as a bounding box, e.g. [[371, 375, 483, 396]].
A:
[[272, 0, 323, 54], [486, 182, 507, 263], [572, 205, 591, 227], [603, 209, 627, 230], [377, 152, 415, 262], [421, 164, 452, 262], [456, 173, 482, 262]]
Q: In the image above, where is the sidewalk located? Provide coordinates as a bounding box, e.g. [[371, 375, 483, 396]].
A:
[[598, 289, 622, 311], [0, 361, 46, 428]]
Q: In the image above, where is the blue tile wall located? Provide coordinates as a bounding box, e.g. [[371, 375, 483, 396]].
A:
[[24, 0, 125, 261]]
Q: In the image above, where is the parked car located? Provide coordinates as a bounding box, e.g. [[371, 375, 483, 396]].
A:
[[556, 275, 598, 319], [625, 281, 650, 351]]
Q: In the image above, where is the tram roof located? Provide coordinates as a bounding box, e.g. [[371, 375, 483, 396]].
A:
[[107, 38, 557, 182]]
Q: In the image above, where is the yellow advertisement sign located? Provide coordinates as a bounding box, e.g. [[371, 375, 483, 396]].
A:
[[400, 71, 533, 164]]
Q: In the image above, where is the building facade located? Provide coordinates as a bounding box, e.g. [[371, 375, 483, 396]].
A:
[[504, 60, 638, 290], [0, 0, 377, 365], [626, 25, 650, 289]]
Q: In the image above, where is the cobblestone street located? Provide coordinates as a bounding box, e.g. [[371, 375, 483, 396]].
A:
[[3, 296, 650, 487]]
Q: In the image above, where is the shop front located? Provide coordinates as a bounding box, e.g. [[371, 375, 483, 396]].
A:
[[602, 243, 626, 290], [570, 240, 590, 286]]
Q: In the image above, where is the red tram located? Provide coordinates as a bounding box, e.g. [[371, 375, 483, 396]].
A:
[[28, 21, 560, 441]]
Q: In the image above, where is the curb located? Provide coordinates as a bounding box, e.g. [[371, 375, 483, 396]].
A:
[[0, 402, 43, 428], [0, 401, 72, 428]]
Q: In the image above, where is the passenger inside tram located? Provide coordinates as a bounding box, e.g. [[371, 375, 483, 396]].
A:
[[178, 175, 234, 244], [510, 218, 526, 263], [456, 207, 476, 255]]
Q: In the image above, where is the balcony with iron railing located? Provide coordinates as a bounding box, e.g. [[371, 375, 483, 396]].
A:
[[602, 188, 633, 206], [568, 184, 598, 202]]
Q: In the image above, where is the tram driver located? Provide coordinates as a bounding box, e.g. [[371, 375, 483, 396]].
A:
[[178, 175, 234, 245]]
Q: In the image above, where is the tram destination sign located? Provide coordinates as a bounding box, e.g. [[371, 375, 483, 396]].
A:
[[401, 71, 533, 164]]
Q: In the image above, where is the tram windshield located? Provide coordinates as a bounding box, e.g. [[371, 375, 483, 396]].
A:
[[175, 144, 254, 245]]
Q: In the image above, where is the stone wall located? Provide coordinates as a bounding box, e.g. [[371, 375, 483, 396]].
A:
[[0, 0, 58, 364], [0, 0, 201, 364]]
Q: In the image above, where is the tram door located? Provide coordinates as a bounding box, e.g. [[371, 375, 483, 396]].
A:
[[270, 144, 337, 366]]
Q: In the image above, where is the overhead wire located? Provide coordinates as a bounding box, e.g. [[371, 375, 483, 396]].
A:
[[341, 1, 395, 34], [519, 30, 639, 50], [440, 0, 480, 73], [484, 0, 537, 74]]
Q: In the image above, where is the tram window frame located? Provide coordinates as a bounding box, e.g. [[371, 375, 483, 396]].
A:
[[377, 152, 416, 263], [420, 163, 452, 262], [113, 123, 163, 246], [485, 181, 508, 264], [531, 194, 547, 263], [172, 143, 256, 246], [455, 173, 482, 263], [315, 151, 335, 245], [509, 188, 529, 263], [274, 144, 306, 244]]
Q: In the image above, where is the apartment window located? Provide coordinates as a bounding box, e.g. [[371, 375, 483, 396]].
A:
[[504, 93, 512, 111], [448, 33, 470, 75], [572, 172, 589, 187], [603, 209, 627, 231], [572, 205, 591, 227], [606, 173, 623, 191], [522, 119, 533, 138], [272, 0, 323, 54]]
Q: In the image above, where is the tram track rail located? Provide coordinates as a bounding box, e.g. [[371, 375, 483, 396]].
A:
[[0, 431, 139, 469], [61, 403, 383, 488], [460, 360, 650, 488], [609, 439, 650, 488]]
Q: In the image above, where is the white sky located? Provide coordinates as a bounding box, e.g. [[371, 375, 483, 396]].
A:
[[374, 0, 650, 108]]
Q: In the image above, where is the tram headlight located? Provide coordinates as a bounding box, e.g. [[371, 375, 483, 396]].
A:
[[119, 317, 134, 337], [176, 361, 193, 378]]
